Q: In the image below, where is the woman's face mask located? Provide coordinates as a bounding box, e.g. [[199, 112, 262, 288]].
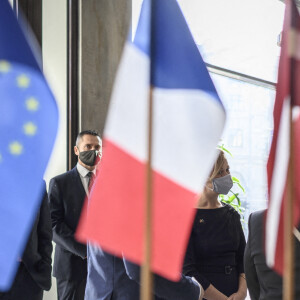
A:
[[210, 174, 233, 195]]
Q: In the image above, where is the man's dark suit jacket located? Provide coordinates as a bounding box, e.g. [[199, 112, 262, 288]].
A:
[[124, 259, 201, 300], [49, 167, 87, 281], [85, 246, 141, 300], [22, 183, 53, 291], [244, 210, 300, 300]]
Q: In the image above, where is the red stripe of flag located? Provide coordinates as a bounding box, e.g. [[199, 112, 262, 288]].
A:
[[76, 139, 197, 280]]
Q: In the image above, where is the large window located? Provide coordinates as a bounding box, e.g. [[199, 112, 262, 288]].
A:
[[176, 0, 285, 229], [177, 0, 284, 82], [212, 74, 275, 228], [132, 0, 285, 231]]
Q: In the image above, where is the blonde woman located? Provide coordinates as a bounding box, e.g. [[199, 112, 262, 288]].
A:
[[183, 150, 247, 300]]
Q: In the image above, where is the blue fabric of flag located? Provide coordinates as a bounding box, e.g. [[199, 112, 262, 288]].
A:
[[134, 0, 222, 103], [0, 0, 58, 291], [133, 0, 151, 56]]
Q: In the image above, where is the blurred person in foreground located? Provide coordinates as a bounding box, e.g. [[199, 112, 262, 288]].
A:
[[183, 150, 247, 300], [123, 258, 204, 300], [244, 209, 300, 300], [86, 245, 204, 300], [0, 181, 52, 300]]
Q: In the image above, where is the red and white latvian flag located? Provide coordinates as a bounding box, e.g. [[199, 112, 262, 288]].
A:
[[265, 0, 300, 275], [76, 0, 226, 281]]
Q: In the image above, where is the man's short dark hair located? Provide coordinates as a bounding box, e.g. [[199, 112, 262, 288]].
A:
[[76, 130, 101, 146]]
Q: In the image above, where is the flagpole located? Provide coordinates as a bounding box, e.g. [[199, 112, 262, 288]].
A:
[[141, 87, 154, 300], [283, 105, 295, 300]]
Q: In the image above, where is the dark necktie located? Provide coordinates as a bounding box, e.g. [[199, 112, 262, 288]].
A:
[[87, 172, 95, 191]]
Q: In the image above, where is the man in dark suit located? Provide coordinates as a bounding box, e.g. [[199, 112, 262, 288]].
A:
[[0, 181, 52, 300], [244, 209, 300, 300], [85, 245, 141, 300], [124, 258, 204, 300], [49, 130, 102, 300], [85, 245, 203, 300]]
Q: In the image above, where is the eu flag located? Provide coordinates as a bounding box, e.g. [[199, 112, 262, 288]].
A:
[[0, 0, 58, 290]]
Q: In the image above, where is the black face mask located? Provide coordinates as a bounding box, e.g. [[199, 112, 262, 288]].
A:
[[79, 150, 99, 166]]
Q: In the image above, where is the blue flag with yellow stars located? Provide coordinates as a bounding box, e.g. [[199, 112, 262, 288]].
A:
[[0, 0, 58, 291]]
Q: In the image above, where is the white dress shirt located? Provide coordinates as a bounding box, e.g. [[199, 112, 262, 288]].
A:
[[76, 162, 96, 195]]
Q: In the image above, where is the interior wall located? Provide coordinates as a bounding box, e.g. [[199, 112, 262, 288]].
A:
[[79, 0, 131, 135], [43, 0, 67, 184], [42, 0, 67, 299]]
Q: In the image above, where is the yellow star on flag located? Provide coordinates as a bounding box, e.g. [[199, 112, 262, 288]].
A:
[[23, 122, 37, 136], [9, 141, 23, 155], [17, 74, 30, 88], [0, 60, 11, 73], [26, 97, 39, 111]]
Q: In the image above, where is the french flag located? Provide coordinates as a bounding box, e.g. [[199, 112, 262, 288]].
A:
[[76, 0, 225, 281]]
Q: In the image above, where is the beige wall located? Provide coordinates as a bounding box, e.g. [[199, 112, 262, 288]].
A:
[[43, 0, 67, 184], [79, 0, 131, 134], [43, 0, 67, 299]]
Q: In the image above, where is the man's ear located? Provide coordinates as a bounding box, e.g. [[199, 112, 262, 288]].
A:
[[74, 145, 79, 156]]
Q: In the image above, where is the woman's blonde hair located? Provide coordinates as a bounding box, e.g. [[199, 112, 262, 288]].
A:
[[209, 150, 227, 180]]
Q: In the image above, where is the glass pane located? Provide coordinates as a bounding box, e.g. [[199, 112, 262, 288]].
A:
[[178, 0, 284, 82], [211, 73, 275, 233], [132, 0, 285, 82]]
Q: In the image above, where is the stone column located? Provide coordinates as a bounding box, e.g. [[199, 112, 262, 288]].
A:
[[79, 0, 131, 135]]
